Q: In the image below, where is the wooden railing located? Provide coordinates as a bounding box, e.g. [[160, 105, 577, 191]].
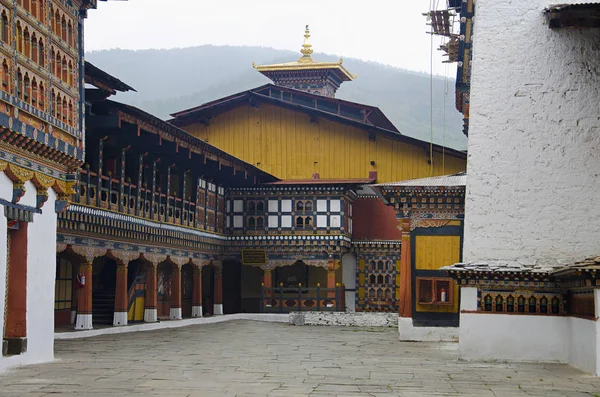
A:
[[260, 284, 346, 313], [77, 169, 224, 233]]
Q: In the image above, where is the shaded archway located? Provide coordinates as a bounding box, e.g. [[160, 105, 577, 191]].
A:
[[241, 265, 263, 313], [181, 263, 194, 318], [223, 260, 241, 314], [91, 256, 117, 325], [157, 261, 174, 319], [202, 264, 215, 316]]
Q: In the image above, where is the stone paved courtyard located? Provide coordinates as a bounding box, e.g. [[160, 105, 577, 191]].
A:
[[0, 320, 598, 396]]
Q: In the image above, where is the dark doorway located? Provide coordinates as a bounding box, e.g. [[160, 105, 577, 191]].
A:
[[223, 260, 241, 314], [241, 265, 263, 313], [91, 257, 117, 325], [202, 265, 215, 316], [181, 263, 194, 318], [157, 262, 173, 319]]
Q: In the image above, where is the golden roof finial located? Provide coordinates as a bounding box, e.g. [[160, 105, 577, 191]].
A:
[[298, 24, 314, 63]]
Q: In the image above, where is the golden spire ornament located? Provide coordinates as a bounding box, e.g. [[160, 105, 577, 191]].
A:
[[298, 25, 314, 63]]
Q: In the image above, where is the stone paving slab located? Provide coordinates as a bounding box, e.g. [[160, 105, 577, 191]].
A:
[[0, 320, 598, 396]]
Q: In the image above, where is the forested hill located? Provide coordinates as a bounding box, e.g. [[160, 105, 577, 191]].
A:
[[86, 45, 467, 150]]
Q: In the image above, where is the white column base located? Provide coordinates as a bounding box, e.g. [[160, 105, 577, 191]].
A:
[[170, 307, 182, 320], [191, 305, 203, 317], [113, 311, 128, 326], [70, 310, 77, 325], [74, 313, 93, 330], [213, 304, 223, 315], [144, 308, 157, 323], [398, 317, 458, 342]]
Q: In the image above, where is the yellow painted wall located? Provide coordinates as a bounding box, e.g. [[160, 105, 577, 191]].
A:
[[181, 103, 466, 182], [415, 235, 460, 313]]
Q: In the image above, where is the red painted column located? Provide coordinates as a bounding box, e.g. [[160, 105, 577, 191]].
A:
[[192, 265, 203, 317], [327, 260, 337, 298], [170, 265, 182, 319], [399, 217, 412, 318], [113, 263, 128, 326], [213, 266, 223, 315], [144, 264, 157, 322], [5, 223, 28, 349], [75, 262, 93, 330]]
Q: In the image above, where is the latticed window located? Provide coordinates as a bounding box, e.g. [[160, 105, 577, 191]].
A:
[[551, 296, 560, 314], [540, 296, 548, 313], [518, 296, 525, 312], [484, 294, 492, 311], [528, 296, 537, 313]]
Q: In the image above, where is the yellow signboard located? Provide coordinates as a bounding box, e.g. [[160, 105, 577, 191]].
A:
[[242, 249, 267, 265]]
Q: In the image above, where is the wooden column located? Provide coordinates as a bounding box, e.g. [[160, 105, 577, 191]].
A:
[[263, 269, 272, 298], [150, 158, 160, 220], [170, 264, 182, 319], [327, 260, 337, 298], [113, 263, 128, 326], [118, 146, 128, 213], [96, 138, 104, 207], [144, 263, 157, 322], [191, 265, 203, 317], [165, 164, 173, 222], [213, 264, 223, 315], [75, 262, 93, 330], [399, 217, 412, 318], [5, 223, 28, 354], [136, 154, 144, 216], [181, 170, 189, 225]]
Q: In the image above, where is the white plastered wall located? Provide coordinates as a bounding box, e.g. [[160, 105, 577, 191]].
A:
[[0, 180, 58, 371], [463, 0, 600, 265], [459, 288, 600, 375]]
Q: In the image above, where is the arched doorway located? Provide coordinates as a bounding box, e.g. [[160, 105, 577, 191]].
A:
[[202, 264, 215, 316], [91, 256, 117, 325], [157, 261, 174, 319], [181, 263, 194, 318]]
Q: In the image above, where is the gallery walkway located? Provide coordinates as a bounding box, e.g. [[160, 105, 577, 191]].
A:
[[0, 321, 597, 396]]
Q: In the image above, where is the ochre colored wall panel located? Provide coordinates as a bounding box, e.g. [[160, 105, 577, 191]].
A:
[[182, 103, 466, 183], [415, 235, 461, 313], [415, 235, 461, 271]]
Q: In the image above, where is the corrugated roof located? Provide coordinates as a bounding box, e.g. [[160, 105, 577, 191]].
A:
[[370, 172, 466, 188]]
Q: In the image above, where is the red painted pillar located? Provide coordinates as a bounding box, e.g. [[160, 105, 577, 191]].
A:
[[113, 263, 128, 326], [399, 217, 412, 318], [214, 266, 223, 315], [144, 264, 157, 322], [5, 223, 28, 353], [75, 262, 93, 330], [327, 260, 337, 298], [192, 265, 203, 317], [170, 265, 182, 319]]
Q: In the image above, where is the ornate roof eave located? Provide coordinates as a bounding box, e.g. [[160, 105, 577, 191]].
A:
[[253, 61, 357, 81]]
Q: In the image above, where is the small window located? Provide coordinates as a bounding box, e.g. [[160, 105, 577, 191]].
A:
[[377, 275, 384, 284], [484, 294, 492, 312], [256, 217, 264, 228], [304, 216, 312, 227], [540, 296, 548, 314], [295, 216, 304, 228], [305, 201, 313, 212], [256, 202, 264, 212], [369, 274, 376, 284], [417, 278, 454, 305], [248, 202, 255, 214], [247, 217, 256, 228], [495, 295, 503, 312], [518, 296, 525, 312], [551, 296, 560, 314], [506, 295, 515, 312], [377, 260, 384, 270], [528, 296, 537, 313], [296, 201, 304, 212]]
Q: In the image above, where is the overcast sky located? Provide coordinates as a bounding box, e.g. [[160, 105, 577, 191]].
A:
[[85, 0, 455, 77]]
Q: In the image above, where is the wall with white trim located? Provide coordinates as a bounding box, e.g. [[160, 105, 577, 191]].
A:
[[0, 181, 59, 371], [463, 0, 600, 265]]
